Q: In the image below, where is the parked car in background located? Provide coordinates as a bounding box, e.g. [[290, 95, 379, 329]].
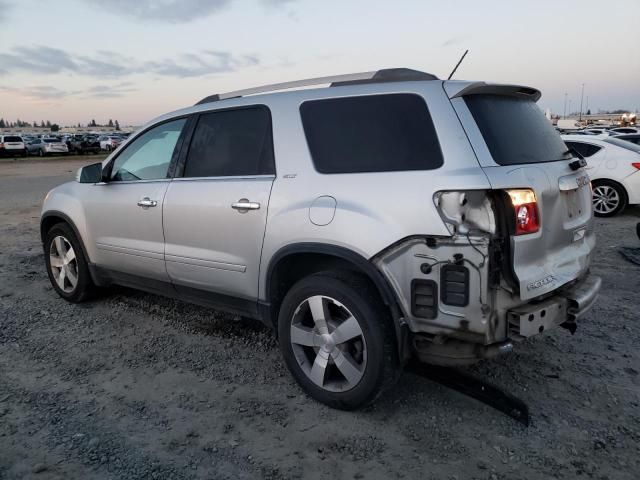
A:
[[616, 133, 640, 146], [585, 128, 618, 136], [0, 135, 27, 157], [68, 134, 101, 155], [98, 135, 122, 152], [563, 134, 640, 216], [28, 138, 69, 156], [41, 68, 601, 409], [611, 127, 639, 135]]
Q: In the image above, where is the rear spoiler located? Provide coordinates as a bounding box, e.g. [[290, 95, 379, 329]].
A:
[[448, 82, 541, 102]]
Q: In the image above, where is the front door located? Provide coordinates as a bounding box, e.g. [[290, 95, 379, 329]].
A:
[[84, 118, 187, 282], [162, 106, 275, 304]]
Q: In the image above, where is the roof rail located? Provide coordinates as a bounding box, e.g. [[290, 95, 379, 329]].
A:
[[194, 68, 438, 106]]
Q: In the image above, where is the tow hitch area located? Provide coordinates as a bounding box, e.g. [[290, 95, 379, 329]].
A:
[[407, 360, 530, 426]]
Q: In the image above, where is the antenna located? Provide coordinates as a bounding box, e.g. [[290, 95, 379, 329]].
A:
[[447, 49, 469, 80]]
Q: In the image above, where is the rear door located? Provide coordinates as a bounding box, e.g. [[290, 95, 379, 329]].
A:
[[447, 85, 595, 300], [162, 105, 275, 309]]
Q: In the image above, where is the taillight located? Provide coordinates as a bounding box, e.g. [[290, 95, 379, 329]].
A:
[[632, 163, 640, 170], [507, 189, 540, 235]]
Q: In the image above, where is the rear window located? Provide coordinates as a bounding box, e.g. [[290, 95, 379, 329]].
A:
[[300, 94, 443, 174], [465, 95, 571, 165], [4, 136, 22, 142]]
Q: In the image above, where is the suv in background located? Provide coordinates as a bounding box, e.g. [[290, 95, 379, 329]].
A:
[[0, 135, 26, 157], [68, 134, 102, 155], [41, 68, 601, 409]]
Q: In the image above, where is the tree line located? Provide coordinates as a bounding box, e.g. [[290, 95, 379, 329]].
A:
[[0, 118, 122, 130]]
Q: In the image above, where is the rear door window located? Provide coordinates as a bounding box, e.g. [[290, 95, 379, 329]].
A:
[[182, 106, 274, 178], [300, 94, 443, 174], [565, 141, 602, 158], [465, 95, 571, 166]]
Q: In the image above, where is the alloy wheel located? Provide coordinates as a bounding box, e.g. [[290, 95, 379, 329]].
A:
[[49, 235, 78, 293], [593, 185, 620, 215], [289, 295, 367, 392]]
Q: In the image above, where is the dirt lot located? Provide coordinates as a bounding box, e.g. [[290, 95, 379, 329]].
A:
[[1, 157, 639, 480]]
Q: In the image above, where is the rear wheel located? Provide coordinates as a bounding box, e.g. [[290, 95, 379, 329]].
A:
[[278, 272, 397, 409], [592, 180, 627, 217], [44, 223, 97, 302]]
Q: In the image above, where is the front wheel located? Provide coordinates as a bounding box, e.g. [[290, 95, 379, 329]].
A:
[[278, 272, 398, 410], [592, 180, 627, 217], [44, 223, 97, 302]]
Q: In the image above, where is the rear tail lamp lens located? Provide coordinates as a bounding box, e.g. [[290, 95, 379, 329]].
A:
[[507, 189, 540, 235], [632, 163, 640, 170]]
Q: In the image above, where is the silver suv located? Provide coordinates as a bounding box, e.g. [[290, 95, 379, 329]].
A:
[[41, 68, 601, 409]]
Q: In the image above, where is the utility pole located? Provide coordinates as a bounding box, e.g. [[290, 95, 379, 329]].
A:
[[579, 83, 585, 122], [568, 99, 572, 117], [585, 96, 589, 115], [563, 93, 568, 119]]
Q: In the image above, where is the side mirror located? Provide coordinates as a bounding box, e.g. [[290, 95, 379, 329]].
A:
[[76, 162, 104, 183]]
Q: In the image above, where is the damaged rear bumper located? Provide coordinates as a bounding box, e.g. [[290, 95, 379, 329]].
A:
[[507, 274, 601, 340]]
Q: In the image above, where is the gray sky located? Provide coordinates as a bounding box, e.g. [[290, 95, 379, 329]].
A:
[[0, 0, 638, 126]]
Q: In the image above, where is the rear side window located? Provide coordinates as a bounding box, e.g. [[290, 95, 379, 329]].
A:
[[300, 94, 443, 174], [565, 141, 602, 158], [466, 95, 571, 165], [183, 106, 274, 178]]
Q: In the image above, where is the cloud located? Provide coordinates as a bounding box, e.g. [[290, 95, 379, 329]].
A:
[[0, 82, 138, 101], [441, 36, 469, 47], [0, 46, 259, 78], [0, 0, 11, 23], [85, 81, 138, 98], [0, 85, 77, 100], [82, 0, 231, 23], [261, 0, 297, 7]]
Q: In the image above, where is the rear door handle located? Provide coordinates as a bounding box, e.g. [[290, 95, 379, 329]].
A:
[[137, 197, 158, 208], [231, 199, 260, 213]]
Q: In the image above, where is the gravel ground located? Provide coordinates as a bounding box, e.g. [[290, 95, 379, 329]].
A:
[[1, 158, 639, 480]]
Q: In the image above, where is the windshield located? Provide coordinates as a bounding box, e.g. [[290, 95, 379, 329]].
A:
[[604, 136, 640, 153], [465, 95, 571, 165], [44, 139, 60, 143], [4, 136, 22, 142]]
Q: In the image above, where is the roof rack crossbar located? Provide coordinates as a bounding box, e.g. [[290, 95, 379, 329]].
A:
[[195, 68, 438, 106]]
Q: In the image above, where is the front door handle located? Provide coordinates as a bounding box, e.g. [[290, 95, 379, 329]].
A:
[[137, 197, 158, 208], [231, 199, 260, 213]]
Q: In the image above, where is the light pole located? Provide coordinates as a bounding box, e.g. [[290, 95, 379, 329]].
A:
[[579, 83, 585, 122], [564, 92, 568, 119]]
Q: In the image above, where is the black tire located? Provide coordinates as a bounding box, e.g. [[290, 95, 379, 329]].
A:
[[277, 271, 398, 410], [44, 222, 97, 302], [592, 179, 627, 217]]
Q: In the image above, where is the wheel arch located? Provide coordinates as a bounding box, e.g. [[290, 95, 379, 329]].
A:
[[591, 177, 629, 201], [264, 243, 408, 360], [40, 211, 101, 285]]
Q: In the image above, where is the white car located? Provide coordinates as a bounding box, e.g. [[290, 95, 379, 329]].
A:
[[0, 135, 26, 157], [98, 135, 122, 151], [610, 127, 639, 135], [563, 134, 640, 216]]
